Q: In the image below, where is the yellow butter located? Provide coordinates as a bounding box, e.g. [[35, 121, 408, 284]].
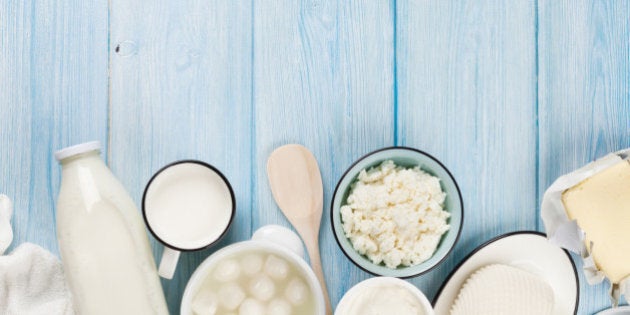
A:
[[562, 160, 630, 284]]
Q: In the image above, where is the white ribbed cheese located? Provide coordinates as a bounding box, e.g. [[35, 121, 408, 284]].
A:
[[562, 160, 630, 284], [450, 264, 554, 315]]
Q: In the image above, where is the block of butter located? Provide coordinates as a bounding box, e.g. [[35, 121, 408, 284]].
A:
[[541, 148, 630, 306], [562, 160, 630, 284]]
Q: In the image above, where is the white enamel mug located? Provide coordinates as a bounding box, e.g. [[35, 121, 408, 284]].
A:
[[142, 160, 236, 279], [180, 225, 326, 315]]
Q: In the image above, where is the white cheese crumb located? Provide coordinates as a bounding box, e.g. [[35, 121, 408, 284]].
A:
[[340, 160, 450, 269]]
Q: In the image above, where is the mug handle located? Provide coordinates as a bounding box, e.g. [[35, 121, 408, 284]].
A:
[[159, 247, 181, 279], [252, 225, 305, 259]]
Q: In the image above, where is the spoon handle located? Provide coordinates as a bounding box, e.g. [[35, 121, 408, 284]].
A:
[[304, 237, 333, 315]]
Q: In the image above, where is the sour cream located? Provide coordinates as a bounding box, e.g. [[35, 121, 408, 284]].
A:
[[335, 277, 433, 315]]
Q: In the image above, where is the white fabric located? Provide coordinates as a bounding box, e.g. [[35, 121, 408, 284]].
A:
[[0, 195, 13, 255], [0, 194, 74, 315]]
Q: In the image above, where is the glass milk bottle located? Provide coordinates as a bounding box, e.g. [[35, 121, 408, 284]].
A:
[[55, 141, 169, 315]]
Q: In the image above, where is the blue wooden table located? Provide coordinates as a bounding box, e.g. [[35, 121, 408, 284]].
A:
[[1, 1, 629, 314]]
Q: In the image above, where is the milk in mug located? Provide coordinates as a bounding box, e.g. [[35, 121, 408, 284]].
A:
[[143, 161, 235, 279], [55, 141, 169, 315]]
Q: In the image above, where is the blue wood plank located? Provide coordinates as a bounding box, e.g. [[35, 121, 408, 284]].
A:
[[253, 0, 395, 308], [396, 0, 538, 301], [108, 0, 252, 312], [2, 0, 628, 314], [0, 0, 109, 254], [538, 1, 630, 312]]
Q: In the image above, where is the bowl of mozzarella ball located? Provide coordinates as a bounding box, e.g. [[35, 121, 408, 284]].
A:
[[181, 225, 325, 315], [331, 147, 463, 278]]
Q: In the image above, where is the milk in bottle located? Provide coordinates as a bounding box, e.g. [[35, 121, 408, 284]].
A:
[[55, 141, 169, 315]]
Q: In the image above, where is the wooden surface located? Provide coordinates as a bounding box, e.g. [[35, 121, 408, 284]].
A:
[[538, 0, 630, 310], [397, 0, 538, 298], [1, 0, 629, 314]]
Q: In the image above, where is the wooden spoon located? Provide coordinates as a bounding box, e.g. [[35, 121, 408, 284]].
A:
[[267, 144, 332, 315]]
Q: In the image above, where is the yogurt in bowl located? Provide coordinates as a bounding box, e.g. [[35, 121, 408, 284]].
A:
[[335, 277, 434, 315], [181, 225, 325, 315]]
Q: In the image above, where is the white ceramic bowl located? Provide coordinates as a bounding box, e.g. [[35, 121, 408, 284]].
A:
[[180, 225, 325, 315], [335, 277, 434, 315]]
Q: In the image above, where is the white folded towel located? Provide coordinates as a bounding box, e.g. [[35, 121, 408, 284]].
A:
[[0, 194, 74, 315], [0, 195, 12, 255]]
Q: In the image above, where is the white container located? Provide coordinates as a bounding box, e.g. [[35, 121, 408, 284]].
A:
[[180, 225, 325, 315], [55, 141, 169, 315], [335, 277, 434, 315]]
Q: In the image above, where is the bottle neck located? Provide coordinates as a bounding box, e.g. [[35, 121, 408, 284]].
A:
[[59, 150, 104, 169]]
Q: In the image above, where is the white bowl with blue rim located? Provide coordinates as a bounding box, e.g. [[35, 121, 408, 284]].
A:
[[331, 146, 463, 278]]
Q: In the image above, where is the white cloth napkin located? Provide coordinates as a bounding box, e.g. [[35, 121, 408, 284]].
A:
[[0, 194, 74, 315]]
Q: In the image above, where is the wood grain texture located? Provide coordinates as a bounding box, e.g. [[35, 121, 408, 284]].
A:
[[2, 0, 630, 313], [253, 0, 394, 307], [108, 0, 252, 312], [396, 0, 538, 298], [0, 0, 108, 254], [538, 1, 630, 312], [267, 144, 332, 313]]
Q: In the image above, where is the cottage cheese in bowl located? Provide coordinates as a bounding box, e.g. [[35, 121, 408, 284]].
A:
[[331, 147, 463, 278], [340, 160, 450, 269]]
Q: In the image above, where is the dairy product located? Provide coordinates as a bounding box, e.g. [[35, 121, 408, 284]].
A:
[[240, 253, 263, 275], [238, 299, 264, 315], [340, 160, 450, 268], [562, 160, 630, 283], [267, 298, 292, 315], [337, 281, 426, 315], [285, 277, 309, 305], [191, 249, 315, 315], [264, 254, 289, 280], [144, 162, 233, 250], [55, 142, 168, 315], [450, 264, 554, 315]]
